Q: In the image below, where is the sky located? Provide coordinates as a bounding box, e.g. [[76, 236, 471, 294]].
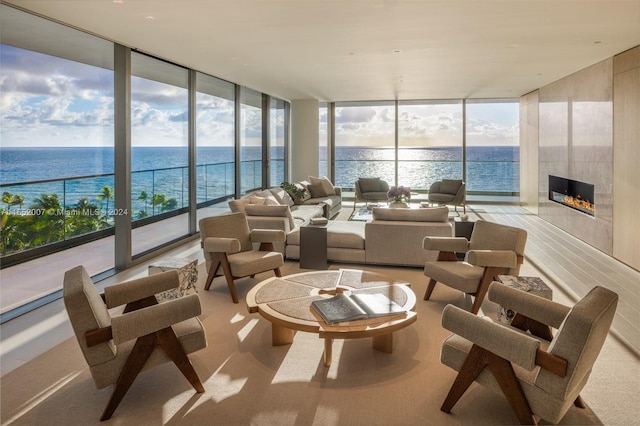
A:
[[2, 44, 518, 149]]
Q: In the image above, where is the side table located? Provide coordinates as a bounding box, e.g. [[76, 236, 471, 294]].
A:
[[300, 224, 328, 269], [495, 275, 553, 323], [148, 257, 199, 302]]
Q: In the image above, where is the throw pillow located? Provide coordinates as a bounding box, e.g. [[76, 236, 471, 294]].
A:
[[307, 182, 328, 198], [269, 187, 295, 206], [255, 189, 281, 205], [309, 176, 336, 196], [358, 177, 381, 193], [228, 198, 250, 214]]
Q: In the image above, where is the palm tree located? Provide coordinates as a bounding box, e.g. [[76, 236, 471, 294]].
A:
[[97, 186, 114, 221], [151, 194, 166, 215], [2, 192, 13, 211], [138, 191, 149, 216]]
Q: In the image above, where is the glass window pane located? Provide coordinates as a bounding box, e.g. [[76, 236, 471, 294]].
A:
[[0, 5, 114, 310], [131, 52, 189, 256], [465, 100, 520, 194], [398, 101, 463, 191], [319, 103, 328, 177], [334, 102, 395, 189], [195, 73, 235, 225]]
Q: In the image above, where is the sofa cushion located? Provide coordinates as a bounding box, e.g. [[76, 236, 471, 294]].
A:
[[440, 179, 462, 195], [254, 189, 281, 205], [309, 176, 336, 196], [290, 204, 324, 225], [269, 187, 295, 207], [287, 221, 365, 250], [372, 206, 448, 222], [359, 177, 381, 193], [245, 204, 295, 229], [229, 195, 268, 214]]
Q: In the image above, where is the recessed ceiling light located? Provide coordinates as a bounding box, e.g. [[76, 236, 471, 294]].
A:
[[145, 15, 155, 20], [393, 50, 402, 54], [113, 0, 124, 3], [348, 52, 355, 56], [594, 40, 603, 44], [507, 44, 519, 48]]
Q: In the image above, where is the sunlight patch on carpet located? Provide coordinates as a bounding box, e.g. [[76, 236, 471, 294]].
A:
[[237, 318, 260, 342]]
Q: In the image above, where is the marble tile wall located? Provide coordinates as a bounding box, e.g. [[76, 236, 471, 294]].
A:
[[538, 58, 613, 254]]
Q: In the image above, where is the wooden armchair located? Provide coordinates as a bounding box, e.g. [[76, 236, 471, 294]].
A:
[[423, 220, 527, 314], [439, 282, 618, 424], [200, 212, 285, 303], [63, 266, 207, 421]]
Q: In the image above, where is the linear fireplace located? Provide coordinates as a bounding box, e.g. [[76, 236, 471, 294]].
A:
[[548, 175, 595, 216]]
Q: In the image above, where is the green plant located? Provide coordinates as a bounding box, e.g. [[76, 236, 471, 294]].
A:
[[280, 182, 307, 203]]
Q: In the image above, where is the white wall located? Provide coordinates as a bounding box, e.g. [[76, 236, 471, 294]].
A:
[[290, 99, 319, 182]]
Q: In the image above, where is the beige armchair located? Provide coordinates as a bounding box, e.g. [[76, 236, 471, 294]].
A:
[[423, 220, 527, 314], [428, 179, 466, 214], [439, 282, 618, 425], [200, 212, 285, 303], [354, 177, 390, 209], [63, 266, 207, 421]]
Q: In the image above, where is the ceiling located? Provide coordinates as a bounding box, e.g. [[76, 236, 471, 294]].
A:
[[4, 0, 640, 102]]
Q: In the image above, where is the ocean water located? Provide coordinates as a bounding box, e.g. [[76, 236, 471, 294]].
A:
[[0, 146, 518, 214]]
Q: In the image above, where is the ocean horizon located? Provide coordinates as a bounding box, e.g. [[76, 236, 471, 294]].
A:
[[1, 146, 518, 214]]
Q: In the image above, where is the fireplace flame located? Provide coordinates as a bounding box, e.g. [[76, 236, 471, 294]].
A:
[[562, 194, 595, 213]]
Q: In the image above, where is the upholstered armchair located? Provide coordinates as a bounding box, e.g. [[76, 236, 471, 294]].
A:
[[428, 179, 466, 214], [423, 220, 527, 314], [200, 212, 285, 303], [439, 282, 618, 425], [63, 266, 207, 421], [354, 177, 390, 209]]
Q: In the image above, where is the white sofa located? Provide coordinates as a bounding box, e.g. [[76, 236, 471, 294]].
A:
[[286, 206, 453, 267]]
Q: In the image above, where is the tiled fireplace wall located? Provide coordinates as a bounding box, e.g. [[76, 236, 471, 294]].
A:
[[538, 58, 614, 254], [520, 46, 639, 271]]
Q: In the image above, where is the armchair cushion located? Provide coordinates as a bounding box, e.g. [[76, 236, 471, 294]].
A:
[[466, 249, 517, 268], [441, 304, 541, 370], [228, 250, 284, 277], [250, 228, 286, 244], [203, 237, 241, 254], [425, 261, 485, 293], [110, 294, 201, 345], [423, 236, 469, 253], [104, 270, 179, 308]]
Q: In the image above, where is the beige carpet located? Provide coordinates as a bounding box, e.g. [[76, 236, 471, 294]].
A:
[[1, 261, 603, 426]]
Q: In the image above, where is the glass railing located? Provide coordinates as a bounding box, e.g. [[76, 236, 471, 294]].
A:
[[0, 160, 246, 260], [329, 158, 519, 193]]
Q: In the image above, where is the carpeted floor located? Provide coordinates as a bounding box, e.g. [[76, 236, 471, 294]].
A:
[[1, 261, 605, 425]]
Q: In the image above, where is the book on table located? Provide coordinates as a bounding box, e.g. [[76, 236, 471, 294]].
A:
[[311, 292, 407, 325]]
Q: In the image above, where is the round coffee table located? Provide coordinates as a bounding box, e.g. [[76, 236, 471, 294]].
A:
[[246, 268, 417, 366]]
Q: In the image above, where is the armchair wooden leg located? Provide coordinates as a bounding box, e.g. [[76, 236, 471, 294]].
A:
[[101, 333, 156, 421], [442, 344, 535, 425], [219, 258, 239, 304], [274, 267, 282, 277], [424, 279, 438, 300], [470, 266, 503, 314], [204, 259, 221, 291], [574, 395, 587, 408], [156, 328, 204, 393]]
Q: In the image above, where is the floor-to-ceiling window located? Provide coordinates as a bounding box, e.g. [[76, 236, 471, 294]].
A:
[[195, 73, 235, 224], [334, 101, 396, 189], [130, 53, 189, 256], [0, 7, 115, 313], [465, 99, 520, 195], [240, 88, 263, 194], [398, 100, 463, 190], [269, 98, 286, 186]]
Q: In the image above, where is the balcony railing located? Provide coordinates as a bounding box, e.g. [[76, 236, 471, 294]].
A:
[[0, 160, 261, 264]]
